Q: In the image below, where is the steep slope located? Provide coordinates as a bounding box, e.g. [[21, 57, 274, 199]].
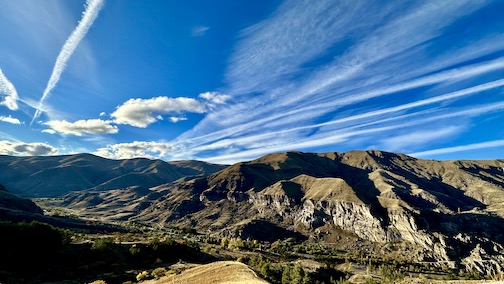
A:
[[19, 150, 504, 274], [0, 184, 43, 216], [128, 150, 504, 274], [0, 154, 225, 197]]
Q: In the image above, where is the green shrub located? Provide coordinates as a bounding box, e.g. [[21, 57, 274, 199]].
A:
[[88, 281, 106, 284], [91, 237, 115, 251], [136, 270, 150, 281], [151, 267, 167, 278]]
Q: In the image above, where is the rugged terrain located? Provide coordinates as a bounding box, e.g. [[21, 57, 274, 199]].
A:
[[2, 150, 504, 276]]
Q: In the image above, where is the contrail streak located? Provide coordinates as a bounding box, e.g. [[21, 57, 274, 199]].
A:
[[0, 68, 18, 110], [31, 0, 104, 125]]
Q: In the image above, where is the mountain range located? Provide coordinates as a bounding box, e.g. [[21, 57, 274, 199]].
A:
[[1, 150, 504, 274], [0, 153, 225, 197]]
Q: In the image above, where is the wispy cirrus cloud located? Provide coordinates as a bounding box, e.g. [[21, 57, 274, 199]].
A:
[[199, 102, 504, 164], [409, 140, 504, 157], [0, 116, 22, 125], [32, 0, 104, 124], [378, 126, 463, 153], [169, 0, 504, 163], [0, 69, 18, 110], [0, 140, 58, 156], [191, 26, 209, 37], [44, 119, 118, 136], [180, 65, 504, 149]]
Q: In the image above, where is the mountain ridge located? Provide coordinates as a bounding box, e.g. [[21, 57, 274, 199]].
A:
[[0, 153, 227, 197], [2, 150, 504, 274]]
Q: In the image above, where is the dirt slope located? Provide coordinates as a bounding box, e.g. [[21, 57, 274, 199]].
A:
[[143, 261, 268, 284]]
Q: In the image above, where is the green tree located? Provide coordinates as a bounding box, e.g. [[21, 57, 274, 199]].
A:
[[291, 263, 305, 284], [221, 237, 229, 248], [151, 267, 167, 278], [282, 265, 291, 284], [91, 238, 114, 251]]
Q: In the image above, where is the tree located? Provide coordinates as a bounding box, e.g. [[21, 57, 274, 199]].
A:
[[221, 237, 229, 248], [91, 238, 114, 251], [282, 265, 291, 284], [291, 263, 305, 284], [151, 267, 167, 278]]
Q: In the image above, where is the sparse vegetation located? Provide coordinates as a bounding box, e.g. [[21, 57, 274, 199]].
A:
[[2, 151, 504, 283], [151, 267, 167, 278]]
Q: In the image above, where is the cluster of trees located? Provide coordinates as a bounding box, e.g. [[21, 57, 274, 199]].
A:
[[0, 221, 71, 279], [220, 237, 260, 250], [244, 254, 346, 284], [0, 222, 212, 284]]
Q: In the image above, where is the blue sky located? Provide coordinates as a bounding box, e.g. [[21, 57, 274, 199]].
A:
[[1, 0, 503, 164]]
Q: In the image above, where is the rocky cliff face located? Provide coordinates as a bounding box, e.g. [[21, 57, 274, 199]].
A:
[[27, 150, 504, 275], [240, 152, 504, 273]]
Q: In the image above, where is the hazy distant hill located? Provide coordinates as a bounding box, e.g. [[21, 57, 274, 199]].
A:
[[0, 153, 226, 197], [58, 150, 504, 274]]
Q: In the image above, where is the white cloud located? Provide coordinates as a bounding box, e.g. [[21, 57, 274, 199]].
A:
[[169, 116, 187, 123], [94, 141, 175, 160], [45, 119, 118, 136], [0, 68, 18, 110], [111, 96, 206, 128], [0, 140, 58, 156], [199, 91, 231, 105], [99, 112, 106, 117], [42, 129, 56, 134], [32, 0, 104, 124], [191, 26, 209, 37], [0, 116, 22, 125], [409, 140, 504, 157]]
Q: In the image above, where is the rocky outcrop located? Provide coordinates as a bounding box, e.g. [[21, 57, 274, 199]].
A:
[[33, 150, 504, 276]]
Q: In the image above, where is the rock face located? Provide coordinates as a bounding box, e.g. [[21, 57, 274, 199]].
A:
[[5, 150, 504, 275], [141, 150, 504, 274]]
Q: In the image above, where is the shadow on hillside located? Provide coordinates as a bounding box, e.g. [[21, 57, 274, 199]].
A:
[[424, 211, 504, 242], [461, 165, 504, 189], [381, 166, 486, 212], [422, 210, 504, 259]]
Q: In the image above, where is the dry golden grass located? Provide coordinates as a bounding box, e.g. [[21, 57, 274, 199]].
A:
[[142, 261, 269, 284], [394, 278, 504, 284]]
